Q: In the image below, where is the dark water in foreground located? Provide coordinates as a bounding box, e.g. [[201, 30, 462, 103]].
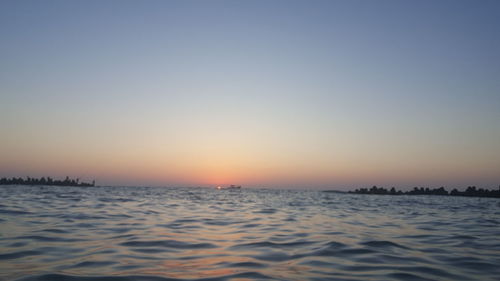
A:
[[1, 186, 499, 281]]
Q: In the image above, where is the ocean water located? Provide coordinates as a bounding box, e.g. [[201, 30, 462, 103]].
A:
[[1, 186, 499, 281]]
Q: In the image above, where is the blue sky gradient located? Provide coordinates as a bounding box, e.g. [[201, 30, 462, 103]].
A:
[[1, 0, 499, 189]]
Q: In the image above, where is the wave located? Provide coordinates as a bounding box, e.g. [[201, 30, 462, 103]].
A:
[[1, 186, 499, 281], [120, 240, 217, 249]]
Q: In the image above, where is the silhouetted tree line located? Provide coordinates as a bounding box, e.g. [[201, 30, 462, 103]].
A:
[[0, 176, 95, 187], [349, 185, 500, 198]]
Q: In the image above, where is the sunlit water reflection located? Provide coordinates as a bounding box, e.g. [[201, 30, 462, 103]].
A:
[[1, 186, 499, 281]]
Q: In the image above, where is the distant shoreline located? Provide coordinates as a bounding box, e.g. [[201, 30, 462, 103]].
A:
[[345, 186, 500, 198], [2, 178, 499, 198], [0, 176, 95, 187]]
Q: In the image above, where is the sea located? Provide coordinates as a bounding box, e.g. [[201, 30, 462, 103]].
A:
[[1, 185, 499, 281]]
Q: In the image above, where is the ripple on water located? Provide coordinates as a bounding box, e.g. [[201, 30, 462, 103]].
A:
[[120, 239, 217, 249], [360, 240, 410, 250], [17, 235, 86, 243], [225, 261, 267, 268], [1, 186, 499, 281], [229, 240, 315, 250], [386, 272, 434, 281], [0, 208, 32, 215], [19, 272, 277, 281], [71, 261, 117, 268], [38, 228, 70, 234], [0, 250, 42, 260]]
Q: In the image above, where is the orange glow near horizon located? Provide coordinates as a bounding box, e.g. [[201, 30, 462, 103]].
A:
[[1, 105, 500, 189], [2, 142, 500, 189]]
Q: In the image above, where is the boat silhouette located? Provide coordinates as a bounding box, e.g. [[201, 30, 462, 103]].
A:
[[216, 185, 241, 190]]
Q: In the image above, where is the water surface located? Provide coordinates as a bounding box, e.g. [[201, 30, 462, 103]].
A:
[[1, 186, 499, 281]]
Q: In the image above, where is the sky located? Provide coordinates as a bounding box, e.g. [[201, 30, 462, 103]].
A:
[[1, 0, 499, 189]]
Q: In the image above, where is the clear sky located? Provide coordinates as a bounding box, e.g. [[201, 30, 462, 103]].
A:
[[1, 0, 499, 189]]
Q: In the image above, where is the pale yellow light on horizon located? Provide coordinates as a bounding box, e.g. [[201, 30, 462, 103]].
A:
[[2, 98, 500, 188]]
